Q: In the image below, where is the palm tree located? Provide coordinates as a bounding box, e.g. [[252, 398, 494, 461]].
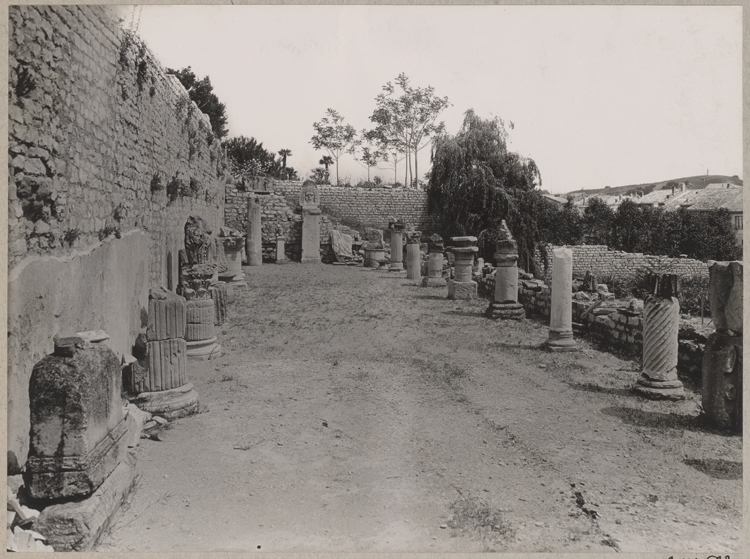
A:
[[319, 156, 334, 183], [278, 149, 292, 169]]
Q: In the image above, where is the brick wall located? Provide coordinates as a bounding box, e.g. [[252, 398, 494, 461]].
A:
[[224, 180, 439, 255], [533, 245, 709, 285], [8, 5, 225, 286]]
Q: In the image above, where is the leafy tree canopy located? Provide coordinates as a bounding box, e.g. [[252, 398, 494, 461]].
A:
[[310, 109, 357, 185], [167, 66, 228, 139]]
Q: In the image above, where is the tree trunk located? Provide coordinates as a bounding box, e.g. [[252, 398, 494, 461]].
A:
[[336, 158, 339, 185], [414, 148, 418, 189]]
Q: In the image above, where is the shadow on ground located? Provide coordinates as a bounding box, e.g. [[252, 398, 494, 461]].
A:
[[682, 458, 742, 480], [600, 406, 739, 437]]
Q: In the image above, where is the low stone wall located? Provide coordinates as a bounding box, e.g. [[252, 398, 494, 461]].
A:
[[478, 271, 705, 379], [532, 244, 709, 285]]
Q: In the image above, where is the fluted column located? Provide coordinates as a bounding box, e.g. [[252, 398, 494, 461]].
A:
[[544, 247, 577, 351]]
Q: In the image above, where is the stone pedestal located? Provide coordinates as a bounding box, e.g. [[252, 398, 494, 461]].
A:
[[487, 221, 525, 320], [702, 261, 742, 431], [25, 337, 130, 500], [276, 236, 287, 263], [246, 196, 262, 266], [301, 208, 322, 263], [220, 236, 246, 287], [544, 247, 577, 351], [422, 234, 447, 287], [185, 298, 222, 360], [405, 230, 422, 281], [634, 274, 684, 399], [447, 236, 478, 299]]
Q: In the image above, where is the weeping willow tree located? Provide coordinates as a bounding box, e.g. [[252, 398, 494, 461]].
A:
[[426, 109, 544, 269]]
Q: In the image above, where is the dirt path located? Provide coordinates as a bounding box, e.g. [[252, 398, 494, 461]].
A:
[[97, 264, 742, 553]]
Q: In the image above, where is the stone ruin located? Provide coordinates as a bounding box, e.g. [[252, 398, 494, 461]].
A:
[[702, 261, 742, 431], [127, 287, 200, 418], [275, 223, 288, 263], [387, 217, 406, 272], [299, 180, 322, 264], [544, 247, 577, 351], [364, 228, 387, 269], [26, 335, 138, 550], [218, 226, 247, 288], [422, 234, 447, 287], [246, 195, 263, 267], [447, 236, 478, 299], [405, 229, 422, 281], [178, 216, 222, 360], [634, 273, 684, 400], [486, 221, 525, 320]]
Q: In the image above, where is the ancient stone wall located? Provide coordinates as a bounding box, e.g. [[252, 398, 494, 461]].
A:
[[8, 5, 225, 283], [224, 180, 439, 255], [532, 245, 709, 285], [7, 5, 225, 468]]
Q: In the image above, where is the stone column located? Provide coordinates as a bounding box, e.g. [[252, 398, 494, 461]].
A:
[[275, 235, 287, 263], [246, 196, 262, 267], [486, 221, 525, 320], [544, 247, 577, 351], [220, 236, 246, 287], [127, 287, 201, 417], [405, 230, 422, 280], [634, 274, 684, 399], [447, 236, 478, 299], [702, 261, 742, 430], [301, 207, 322, 263], [388, 219, 406, 271], [422, 234, 447, 287]]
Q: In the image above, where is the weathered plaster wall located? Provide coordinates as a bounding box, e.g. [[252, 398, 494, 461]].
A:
[[7, 231, 150, 468]]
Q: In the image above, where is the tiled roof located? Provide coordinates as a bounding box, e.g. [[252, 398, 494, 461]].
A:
[[684, 185, 743, 212]]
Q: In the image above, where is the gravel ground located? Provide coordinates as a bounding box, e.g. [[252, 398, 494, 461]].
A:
[[97, 263, 742, 553]]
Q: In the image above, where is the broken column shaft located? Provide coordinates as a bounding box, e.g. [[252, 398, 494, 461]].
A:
[[544, 247, 577, 351], [422, 234, 447, 287], [702, 261, 742, 431], [634, 273, 684, 399], [486, 220, 525, 320], [405, 230, 422, 281], [388, 219, 405, 271], [246, 196, 262, 266]]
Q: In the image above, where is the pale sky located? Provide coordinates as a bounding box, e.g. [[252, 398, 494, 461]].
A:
[[126, 5, 742, 194]]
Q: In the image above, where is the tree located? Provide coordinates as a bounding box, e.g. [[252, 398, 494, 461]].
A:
[[582, 197, 615, 245], [363, 128, 404, 185], [369, 73, 450, 188], [319, 156, 333, 183], [223, 136, 282, 184], [352, 131, 386, 182], [612, 199, 649, 252], [427, 109, 542, 264], [310, 109, 357, 185], [167, 66, 228, 139], [278, 149, 292, 169]]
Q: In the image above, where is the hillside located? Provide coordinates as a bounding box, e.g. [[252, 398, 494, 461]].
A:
[[565, 174, 743, 198]]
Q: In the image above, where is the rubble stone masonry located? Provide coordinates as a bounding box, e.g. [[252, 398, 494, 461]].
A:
[[533, 245, 709, 285], [224, 180, 439, 259], [7, 5, 224, 467]]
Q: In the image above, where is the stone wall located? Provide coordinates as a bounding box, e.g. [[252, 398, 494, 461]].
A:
[[224, 180, 439, 257], [532, 245, 709, 285], [8, 5, 225, 282], [7, 5, 225, 467]]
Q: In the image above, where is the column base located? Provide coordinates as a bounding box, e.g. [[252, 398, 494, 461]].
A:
[[422, 276, 447, 287], [186, 337, 222, 361], [301, 256, 321, 264], [389, 262, 404, 271], [448, 279, 477, 299], [131, 383, 200, 419], [544, 329, 578, 352], [486, 301, 525, 320], [633, 376, 685, 400]]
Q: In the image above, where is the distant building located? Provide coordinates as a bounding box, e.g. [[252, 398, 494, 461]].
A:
[[541, 193, 567, 207], [683, 184, 743, 247]]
